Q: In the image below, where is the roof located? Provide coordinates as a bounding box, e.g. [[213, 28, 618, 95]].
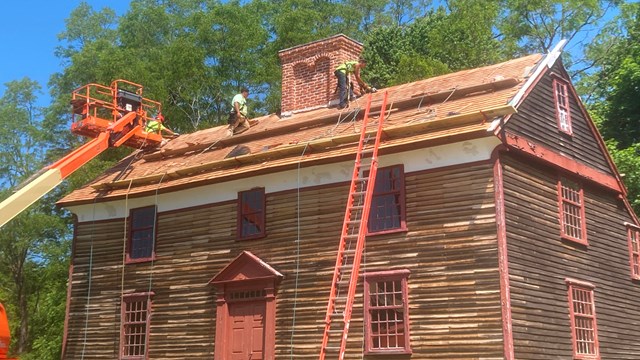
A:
[[58, 53, 544, 207]]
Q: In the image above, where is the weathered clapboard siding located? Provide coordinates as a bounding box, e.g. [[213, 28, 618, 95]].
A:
[[504, 62, 613, 176], [501, 153, 640, 359], [64, 161, 503, 359]]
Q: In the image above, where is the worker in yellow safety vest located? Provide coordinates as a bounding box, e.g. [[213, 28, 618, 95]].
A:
[[334, 57, 376, 110], [145, 113, 178, 137]]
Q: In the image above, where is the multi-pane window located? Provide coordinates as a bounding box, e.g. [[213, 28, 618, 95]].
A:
[[127, 206, 157, 263], [368, 165, 406, 234], [554, 78, 572, 135], [238, 188, 265, 240], [558, 177, 587, 244], [627, 224, 640, 279], [566, 280, 599, 359], [121, 293, 153, 360], [364, 270, 411, 354]]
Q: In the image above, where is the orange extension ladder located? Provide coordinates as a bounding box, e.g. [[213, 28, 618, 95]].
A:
[[319, 91, 389, 360]]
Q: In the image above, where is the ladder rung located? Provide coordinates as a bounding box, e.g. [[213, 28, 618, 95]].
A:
[[321, 91, 388, 360]]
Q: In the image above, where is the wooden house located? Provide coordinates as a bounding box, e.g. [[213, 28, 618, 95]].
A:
[[58, 34, 640, 359]]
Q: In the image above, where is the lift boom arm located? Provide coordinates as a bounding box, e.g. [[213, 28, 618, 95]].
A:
[[0, 112, 140, 228]]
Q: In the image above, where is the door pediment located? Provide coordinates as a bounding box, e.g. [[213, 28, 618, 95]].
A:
[[209, 251, 283, 285]]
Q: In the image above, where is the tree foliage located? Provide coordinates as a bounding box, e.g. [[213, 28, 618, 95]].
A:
[[0, 80, 69, 359]]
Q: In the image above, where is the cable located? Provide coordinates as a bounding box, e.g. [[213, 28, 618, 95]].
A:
[[289, 142, 309, 359], [80, 198, 98, 360], [147, 172, 167, 297], [118, 179, 134, 341]]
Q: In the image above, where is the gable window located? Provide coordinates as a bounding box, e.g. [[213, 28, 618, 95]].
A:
[[558, 177, 587, 244], [363, 270, 411, 355], [368, 165, 406, 234], [121, 292, 153, 360], [238, 188, 265, 240], [553, 78, 572, 135], [127, 206, 157, 263], [627, 224, 640, 279], [565, 279, 599, 359]]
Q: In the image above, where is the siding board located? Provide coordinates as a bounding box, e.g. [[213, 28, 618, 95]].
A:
[[65, 163, 503, 359], [502, 154, 640, 359]]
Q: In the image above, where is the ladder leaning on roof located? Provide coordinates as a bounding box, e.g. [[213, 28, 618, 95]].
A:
[[319, 91, 389, 360]]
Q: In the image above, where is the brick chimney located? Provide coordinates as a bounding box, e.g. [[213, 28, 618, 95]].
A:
[[279, 34, 363, 115]]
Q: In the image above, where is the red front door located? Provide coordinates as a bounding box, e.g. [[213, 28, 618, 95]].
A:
[[228, 300, 266, 360]]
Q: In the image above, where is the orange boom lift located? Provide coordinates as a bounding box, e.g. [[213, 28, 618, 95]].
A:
[[0, 79, 165, 228]]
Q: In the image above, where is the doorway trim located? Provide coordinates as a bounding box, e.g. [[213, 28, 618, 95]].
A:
[[209, 251, 283, 360]]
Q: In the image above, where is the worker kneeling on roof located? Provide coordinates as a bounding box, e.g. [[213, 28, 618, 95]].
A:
[[334, 57, 376, 110], [145, 113, 178, 138], [228, 87, 251, 136]]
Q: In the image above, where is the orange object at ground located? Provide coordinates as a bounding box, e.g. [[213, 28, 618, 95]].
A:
[[0, 303, 11, 359]]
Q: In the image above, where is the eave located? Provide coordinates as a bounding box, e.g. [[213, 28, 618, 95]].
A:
[[58, 105, 515, 207]]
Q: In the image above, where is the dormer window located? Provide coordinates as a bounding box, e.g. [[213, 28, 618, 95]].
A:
[[553, 77, 572, 135]]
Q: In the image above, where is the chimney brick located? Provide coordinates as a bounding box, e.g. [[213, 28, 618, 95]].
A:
[[278, 34, 363, 114]]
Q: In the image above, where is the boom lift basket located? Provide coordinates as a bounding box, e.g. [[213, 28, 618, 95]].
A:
[[70, 79, 163, 149]]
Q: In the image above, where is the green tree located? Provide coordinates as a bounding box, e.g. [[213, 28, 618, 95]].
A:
[[0, 79, 68, 358], [362, 0, 505, 88], [498, 0, 620, 54]]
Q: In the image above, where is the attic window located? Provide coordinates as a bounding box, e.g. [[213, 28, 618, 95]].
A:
[[558, 177, 587, 245], [553, 78, 572, 135], [237, 188, 266, 240]]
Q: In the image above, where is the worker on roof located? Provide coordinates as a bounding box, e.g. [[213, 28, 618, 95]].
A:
[[145, 113, 178, 138], [334, 57, 376, 110], [227, 87, 251, 136]]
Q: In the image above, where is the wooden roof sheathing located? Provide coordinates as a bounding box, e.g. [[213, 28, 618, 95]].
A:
[[58, 54, 543, 206]]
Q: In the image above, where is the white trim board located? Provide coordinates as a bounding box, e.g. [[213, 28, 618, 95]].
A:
[[68, 136, 501, 222]]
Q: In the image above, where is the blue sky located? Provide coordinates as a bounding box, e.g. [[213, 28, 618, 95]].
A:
[[0, 1, 132, 102]]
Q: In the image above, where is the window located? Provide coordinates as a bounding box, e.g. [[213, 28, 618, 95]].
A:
[[127, 206, 157, 263], [627, 224, 640, 279], [368, 165, 406, 234], [554, 78, 572, 135], [565, 279, 599, 359], [558, 177, 587, 244], [121, 293, 153, 360], [238, 188, 265, 240], [363, 270, 411, 354]]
